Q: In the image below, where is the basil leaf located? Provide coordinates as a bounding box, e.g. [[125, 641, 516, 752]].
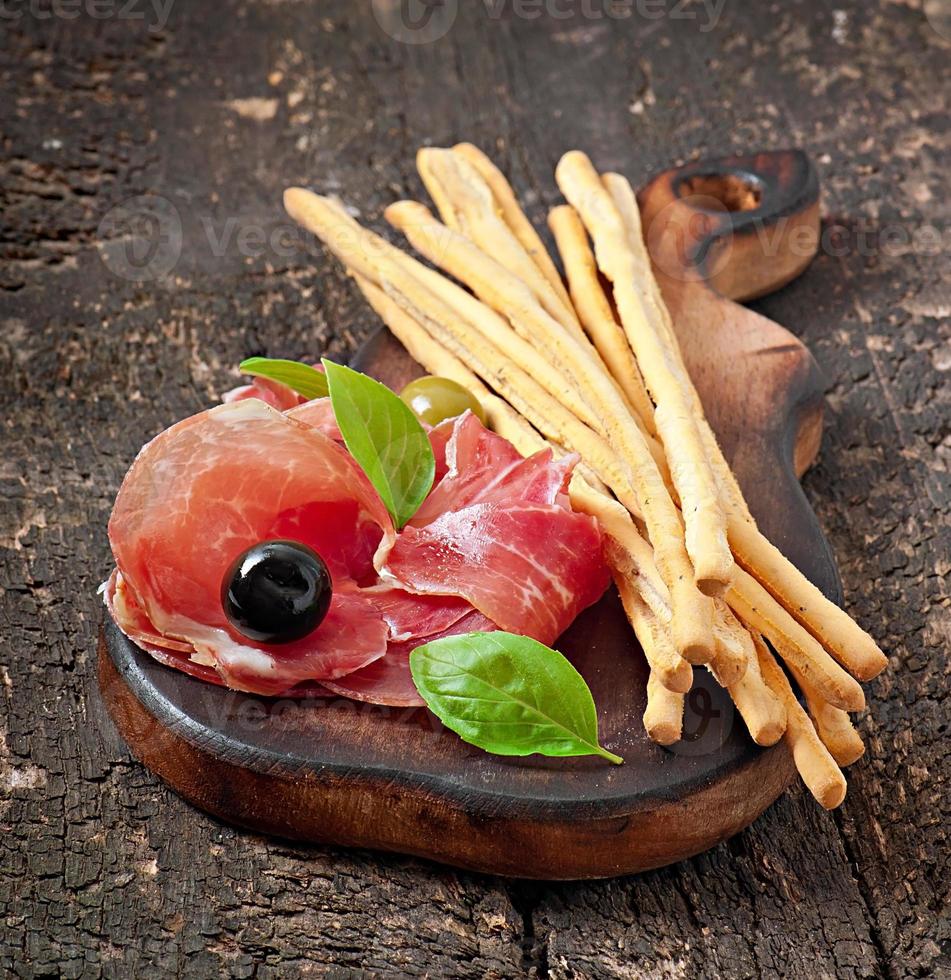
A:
[[323, 359, 435, 529], [239, 357, 329, 399], [410, 631, 623, 764]]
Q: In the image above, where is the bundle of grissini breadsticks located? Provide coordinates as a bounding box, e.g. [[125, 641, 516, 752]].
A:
[[283, 145, 887, 808]]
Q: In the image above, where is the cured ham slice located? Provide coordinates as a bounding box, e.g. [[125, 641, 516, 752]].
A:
[[411, 412, 575, 526], [287, 398, 342, 441], [223, 377, 306, 412], [109, 400, 394, 694], [361, 584, 473, 642], [107, 397, 609, 704], [104, 570, 190, 653], [323, 609, 497, 707], [384, 502, 608, 645]]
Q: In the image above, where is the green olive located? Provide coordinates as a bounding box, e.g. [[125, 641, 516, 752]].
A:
[[399, 376, 487, 426]]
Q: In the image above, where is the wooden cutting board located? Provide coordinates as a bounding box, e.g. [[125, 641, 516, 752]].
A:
[[99, 149, 836, 880]]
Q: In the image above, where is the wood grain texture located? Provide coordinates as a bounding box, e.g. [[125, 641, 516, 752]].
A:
[[1, 2, 947, 976]]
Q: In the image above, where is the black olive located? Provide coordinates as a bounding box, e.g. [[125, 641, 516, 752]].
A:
[[221, 540, 332, 644]]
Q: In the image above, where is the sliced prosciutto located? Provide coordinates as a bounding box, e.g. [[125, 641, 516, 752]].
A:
[[323, 609, 497, 707], [410, 412, 576, 527], [106, 397, 609, 704], [223, 376, 307, 412], [384, 411, 609, 644], [384, 502, 608, 645], [108, 399, 394, 694]]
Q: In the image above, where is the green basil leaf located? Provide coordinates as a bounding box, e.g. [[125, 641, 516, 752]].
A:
[[410, 631, 623, 764], [239, 357, 329, 399], [323, 359, 435, 529]]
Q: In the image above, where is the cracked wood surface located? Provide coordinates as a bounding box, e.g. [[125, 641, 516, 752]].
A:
[[1, 2, 948, 977]]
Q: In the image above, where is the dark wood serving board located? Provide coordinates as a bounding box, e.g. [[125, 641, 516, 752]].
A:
[[100, 150, 838, 880]]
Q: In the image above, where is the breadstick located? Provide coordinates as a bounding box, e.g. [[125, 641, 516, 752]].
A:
[[787, 661, 866, 767], [613, 563, 693, 694], [385, 199, 715, 663], [416, 148, 463, 234], [644, 669, 685, 746], [755, 637, 847, 809], [452, 142, 575, 313], [548, 204, 657, 435], [712, 608, 786, 745], [602, 168, 883, 697], [286, 189, 601, 434], [705, 598, 749, 689], [556, 151, 733, 595], [376, 195, 668, 484], [354, 261, 692, 695], [729, 567, 865, 713], [352, 273, 547, 453], [728, 519, 887, 682], [417, 148, 584, 343], [361, 263, 696, 701], [421, 153, 672, 474], [600, 170, 887, 682]]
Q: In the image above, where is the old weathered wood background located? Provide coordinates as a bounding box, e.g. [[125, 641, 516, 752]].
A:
[[2, 1, 948, 976]]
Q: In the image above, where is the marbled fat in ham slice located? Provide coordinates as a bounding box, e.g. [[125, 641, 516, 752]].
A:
[[410, 412, 577, 527], [108, 400, 394, 695], [322, 609, 497, 707], [384, 502, 609, 646], [106, 399, 609, 704]]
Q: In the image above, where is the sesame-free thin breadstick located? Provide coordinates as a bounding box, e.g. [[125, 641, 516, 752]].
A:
[[756, 636, 847, 809], [601, 169, 887, 683], [708, 599, 749, 688], [713, 607, 786, 746], [613, 562, 693, 695], [729, 567, 865, 713], [644, 668, 685, 746], [453, 142, 575, 313], [417, 148, 584, 342], [787, 661, 866, 767], [556, 151, 733, 596], [548, 203, 658, 435]]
